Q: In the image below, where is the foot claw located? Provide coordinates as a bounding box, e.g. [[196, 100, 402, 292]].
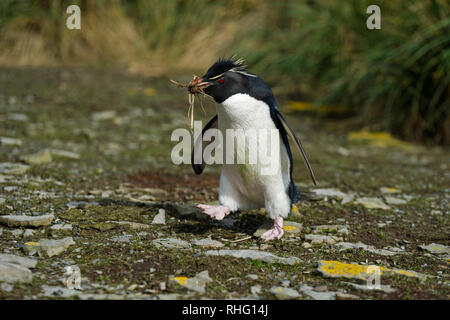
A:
[[260, 216, 284, 241], [196, 204, 230, 221]]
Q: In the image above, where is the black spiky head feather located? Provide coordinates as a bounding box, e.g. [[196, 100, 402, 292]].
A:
[[202, 56, 255, 80]]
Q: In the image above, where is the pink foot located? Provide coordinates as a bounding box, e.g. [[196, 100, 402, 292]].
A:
[[196, 204, 231, 221], [260, 216, 284, 241]]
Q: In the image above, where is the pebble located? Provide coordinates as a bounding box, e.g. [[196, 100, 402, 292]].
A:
[[250, 285, 262, 295], [419, 243, 449, 255], [384, 197, 407, 205], [191, 237, 224, 248], [50, 224, 73, 231], [246, 274, 259, 280], [354, 197, 390, 210], [0, 163, 29, 175], [168, 271, 212, 294], [269, 286, 300, 300], [91, 110, 117, 121], [111, 235, 132, 243], [312, 188, 348, 200], [21, 149, 53, 165], [0, 214, 54, 227], [205, 249, 300, 265], [0, 263, 32, 283], [305, 234, 342, 245], [0, 253, 37, 269], [335, 292, 360, 300], [334, 242, 402, 256], [153, 238, 192, 249], [380, 187, 401, 194], [24, 237, 76, 257], [299, 284, 336, 300], [312, 225, 349, 235], [0, 137, 22, 147], [49, 149, 80, 160], [107, 221, 150, 230], [0, 282, 13, 292], [10, 229, 23, 236], [281, 280, 290, 287], [151, 209, 166, 225], [0, 253, 37, 284], [343, 281, 397, 293]]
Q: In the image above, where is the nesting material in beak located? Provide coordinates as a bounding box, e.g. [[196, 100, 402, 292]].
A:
[[170, 75, 212, 131]]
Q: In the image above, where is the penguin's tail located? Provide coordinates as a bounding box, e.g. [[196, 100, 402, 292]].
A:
[[289, 182, 315, 204]]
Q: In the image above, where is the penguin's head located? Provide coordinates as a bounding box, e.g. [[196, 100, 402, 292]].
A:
[[188, 57, 262, 103]]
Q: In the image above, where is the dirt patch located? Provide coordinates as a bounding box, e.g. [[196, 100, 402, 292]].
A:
[[126, 169, 220, 202]]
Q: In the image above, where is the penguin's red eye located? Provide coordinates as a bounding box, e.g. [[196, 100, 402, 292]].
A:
[[218, 79, 224, 84]]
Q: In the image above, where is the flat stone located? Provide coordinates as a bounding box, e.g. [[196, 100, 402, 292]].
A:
[[305, 234, 342, 245], [317, 260, 428, 281], [312, 188, 347, 200], [299, 284, 336, 300], [22, 241, 41, 256], [269, 286, 300, 300], [151, 209, 166, 225], [111, 235, 132, 243], [0, 253, 37, 269], [192, 238, 224, 248], [253, 221, 303, 237], [335, 242, 402, 256], [21, 149, 52, 165], [312, 225, 349, 235], [49, 149, 80, 160], [40, 285, 130, 300], [205, 249, 300, 265], [8, 113, 28, 121], [0, 163, 29, 175], [168, 270, 212, 294], [153, 238, 192, 249], [343, 281, 397, 293], [91, 110, 117, 121], [0, 282, 13, 292], [50, 224, 73, 231], [0, 137, 22, 146], [10, 229, 23, 236], [0, 214, 54, 227], [107, 221, 150, 230], [419, 243, 449, 255], [250, 285, 262, 295], [0, 262, 32, 283], [38, 237, 75, 257], [335, 292, 360, 300], [354, 197, 390, 210], [384, 197, 407, 205], [380, 187, 401, 194], [246, 274, 259, 280]]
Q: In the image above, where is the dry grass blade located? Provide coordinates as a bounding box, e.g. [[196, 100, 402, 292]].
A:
[[170, 75, 212, 131]]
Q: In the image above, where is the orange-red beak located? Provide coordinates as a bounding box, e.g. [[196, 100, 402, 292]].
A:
[[188, 77, 211, 93]]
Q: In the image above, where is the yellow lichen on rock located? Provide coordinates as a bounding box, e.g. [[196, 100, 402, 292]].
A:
[[172, 276, 188, 285], [317, 260, 427, 280]]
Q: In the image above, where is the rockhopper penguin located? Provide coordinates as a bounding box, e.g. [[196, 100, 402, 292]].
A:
[[189, 57, 317, 241]]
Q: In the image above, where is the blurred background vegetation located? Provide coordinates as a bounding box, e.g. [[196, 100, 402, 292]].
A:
[[0, 0, 449, 145]]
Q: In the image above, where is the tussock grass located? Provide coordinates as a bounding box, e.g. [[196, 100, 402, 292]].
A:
[[1, 0, 448, 144]]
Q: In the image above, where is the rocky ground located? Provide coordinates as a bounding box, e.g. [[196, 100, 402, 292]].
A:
[[0, 67, 448, 300]]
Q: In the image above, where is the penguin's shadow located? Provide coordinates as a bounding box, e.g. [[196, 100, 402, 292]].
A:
[[95, 198, 268, 237], [172, 210, 270, 237]]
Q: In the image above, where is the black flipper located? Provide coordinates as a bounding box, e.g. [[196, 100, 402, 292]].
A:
[[274, 109, 317, 186], [191, 115, 218, 175]]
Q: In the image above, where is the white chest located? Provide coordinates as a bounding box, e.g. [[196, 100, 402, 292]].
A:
[[216, 93, 276, 131]]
